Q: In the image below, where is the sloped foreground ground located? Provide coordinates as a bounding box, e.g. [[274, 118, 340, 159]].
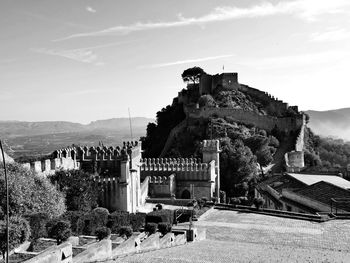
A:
[[110, 209, 350, 263]]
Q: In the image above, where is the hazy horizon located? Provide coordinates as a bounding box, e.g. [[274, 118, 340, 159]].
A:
[[1, 0, 350, 123]]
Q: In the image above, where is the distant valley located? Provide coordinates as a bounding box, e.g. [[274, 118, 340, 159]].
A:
[[0, 117, 154, 158], [305, 108, 350, 141]]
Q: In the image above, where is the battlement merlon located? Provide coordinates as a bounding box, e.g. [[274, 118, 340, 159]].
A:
[[53, 141, 142, 162], [201, 139, 221, 153]]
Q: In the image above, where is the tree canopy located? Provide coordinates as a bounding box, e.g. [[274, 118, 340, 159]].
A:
[[49, 169, 100, 212], [0, 163, 66, 219], [181, 67, 206, 84]]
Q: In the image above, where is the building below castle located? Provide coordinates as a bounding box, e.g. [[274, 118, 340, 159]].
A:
[[23, 139, 221, 212], [140, 139, 221, 201], [256, 172, 350, 213]]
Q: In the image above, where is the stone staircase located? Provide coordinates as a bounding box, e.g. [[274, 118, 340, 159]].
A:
[[10, 227, 204, 263]]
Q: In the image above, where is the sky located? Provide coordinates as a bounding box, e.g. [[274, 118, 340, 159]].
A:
[[1, 0, 350, 124]]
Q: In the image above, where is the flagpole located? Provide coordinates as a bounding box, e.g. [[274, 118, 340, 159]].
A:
[[0, 140, 9, 263]]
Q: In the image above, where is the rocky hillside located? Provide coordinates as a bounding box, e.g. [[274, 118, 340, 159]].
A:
[[141, 69, 303, 197]]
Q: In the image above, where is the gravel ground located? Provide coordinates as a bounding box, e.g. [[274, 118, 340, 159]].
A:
[[105, 209, 350, 263]]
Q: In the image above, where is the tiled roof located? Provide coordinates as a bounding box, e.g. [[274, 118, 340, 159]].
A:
[[258, 174, 305, 194], [296, 181, 350, 212], [286, 173, 350, 190]]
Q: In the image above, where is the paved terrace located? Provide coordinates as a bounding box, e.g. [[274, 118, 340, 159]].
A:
[[109, 209, 350, 263]]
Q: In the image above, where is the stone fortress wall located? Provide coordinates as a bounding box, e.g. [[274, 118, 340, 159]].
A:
[[23, 141, 144, 213], [187, 107, 303, 133], [140, 139, 220, 200], [177, 71, 307, 173], [285, 116, 306, 172], [178, 72, 303, 134], [22, 147, 79, 176]]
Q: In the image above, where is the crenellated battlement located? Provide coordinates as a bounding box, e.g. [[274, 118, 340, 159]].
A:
[[202, 140, 220, 152], [141, 157, 201, 165], [149, 175, 173, 184], [140, 161, 210, 173], [53, 140, 142, 162], [22, 156, 79, 176]]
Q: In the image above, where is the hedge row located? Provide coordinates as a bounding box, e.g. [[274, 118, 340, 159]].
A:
[[145, 209, 174, 225]]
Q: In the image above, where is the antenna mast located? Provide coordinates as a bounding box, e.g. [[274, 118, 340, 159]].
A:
[[128, 108, 134, 141]]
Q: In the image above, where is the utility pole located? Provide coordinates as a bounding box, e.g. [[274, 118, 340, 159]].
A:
[[0, 140, 9, 263]]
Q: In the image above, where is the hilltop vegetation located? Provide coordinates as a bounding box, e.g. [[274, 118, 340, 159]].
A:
[[142, 67, 286, 197], [304, 129, 350, 173]]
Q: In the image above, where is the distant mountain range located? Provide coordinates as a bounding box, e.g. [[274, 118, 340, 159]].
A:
[[0, 117, 154, 158], [305, 108, 350, 141], [0, 117, 154, 137]]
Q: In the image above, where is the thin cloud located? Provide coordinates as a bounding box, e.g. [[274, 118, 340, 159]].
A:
[[140, 54, 234, 69], [86, 6, 97, 13], [31, 48, 100, 65], [55, 0, 350, 41], [31, 40, 132, 65], [310, 27, 350, 42]]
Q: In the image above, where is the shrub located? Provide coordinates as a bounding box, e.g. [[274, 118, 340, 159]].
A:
[[48, 220, 71, 244], [95, 227, 111, 241], [76, 214, 91, 235], [90, 207, 109, 235], [24, 212, 49, 239], [59, 211, 85, 235], [145, 223, 157, 235], [118, 226, 133, 238], [253, 197, 265, 210], [155, 203, 163, 210], [158, 223, 172, 236], [129, 213, 146, 232], [145, 209, 174, 225], [107, 211, 130, 234], [0, 216, 31, 258], [211, 197, 218, 203]]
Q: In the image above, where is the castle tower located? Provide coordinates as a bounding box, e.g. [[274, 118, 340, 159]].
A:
[[202, 140, 221, 202]]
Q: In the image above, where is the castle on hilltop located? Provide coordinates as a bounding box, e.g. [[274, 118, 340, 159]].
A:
[[22, 71, 307, 212], [170, 72, 306, 171]]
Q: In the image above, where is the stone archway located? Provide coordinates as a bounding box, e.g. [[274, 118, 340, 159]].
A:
[[181, 189, 191, 199]]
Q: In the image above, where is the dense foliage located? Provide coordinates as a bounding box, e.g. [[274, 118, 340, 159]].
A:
[[118, 226, 133, 238], [95, 226, 111, 241], [49, 169, 100, 211], [181, 67, 206, 84], [145, 209, 174, 225], [0, 216, 31, 258], [48, 220, 71, 245], [145, 223, 158, 235], [305, 128, 350, 173], [142, 103, 186, 157], [0, 163, 66, 219], [158, 222, 172, 236]]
